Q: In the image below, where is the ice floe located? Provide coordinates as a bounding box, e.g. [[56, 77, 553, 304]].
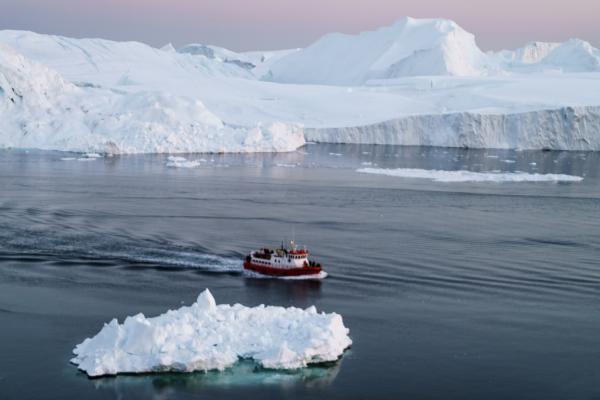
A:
[[71, 289, 351, 377], [275, 163, 299, 168], [357, 167, 583, 182], [60, 153, 104, 161], [166, 156, 202, 168]]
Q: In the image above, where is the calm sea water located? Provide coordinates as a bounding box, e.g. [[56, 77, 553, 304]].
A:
[[1, 145, 599, 400]]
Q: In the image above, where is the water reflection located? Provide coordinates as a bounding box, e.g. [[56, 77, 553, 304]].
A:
[[90, 359, 343, 398], [243, 275, 323, 308]]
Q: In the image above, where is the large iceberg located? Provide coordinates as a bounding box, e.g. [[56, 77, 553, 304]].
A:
[[264, 17, 490, 85], [71, 290, 352, 377], [495, 39, 600, 73], [2, 17, 600, 153], [0, 42, 304, 154], [264, 17, 600, 84]]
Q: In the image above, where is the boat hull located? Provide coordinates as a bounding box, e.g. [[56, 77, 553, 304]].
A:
[[243, 261, 322, 277]]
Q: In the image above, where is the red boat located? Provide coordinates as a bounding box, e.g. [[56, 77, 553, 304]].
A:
[[243, 241, 324, 277]]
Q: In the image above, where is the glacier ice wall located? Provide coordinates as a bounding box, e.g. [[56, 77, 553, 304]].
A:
[[306, 106, 600, 151]]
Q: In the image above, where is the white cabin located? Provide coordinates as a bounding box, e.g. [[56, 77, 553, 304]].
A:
[[250, 241, 311, 269]]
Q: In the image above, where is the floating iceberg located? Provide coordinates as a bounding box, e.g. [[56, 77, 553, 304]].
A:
[[0, 42, 304, 154], [2, 17, 600, 153], [71, 290, 352, 377], [357, 167, 583, 183], [265, 17, 489, 85]]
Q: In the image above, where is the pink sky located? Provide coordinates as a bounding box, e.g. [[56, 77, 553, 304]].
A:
[[2, 0, 599, 51]]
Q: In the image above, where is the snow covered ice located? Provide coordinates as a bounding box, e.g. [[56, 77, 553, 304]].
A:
[[357, 168, 584, 183], [71, 289, 352, 377], [265, 17, 489, 85], [2, 17, 600, 153], [0, 42, 304, 154]]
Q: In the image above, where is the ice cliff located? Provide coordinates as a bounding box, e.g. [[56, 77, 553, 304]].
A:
[[306, 106, 600, 151]]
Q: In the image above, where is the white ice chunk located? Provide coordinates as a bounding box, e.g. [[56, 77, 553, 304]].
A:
[[71, 289, 352, 377], [84, 153, 103, 158], [166, 156, 201, 168], [275, 163, 298, 168], [196, 289, 217, 311]]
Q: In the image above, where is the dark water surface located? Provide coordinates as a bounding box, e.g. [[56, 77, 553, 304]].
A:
[[1, 145, 599, 400]]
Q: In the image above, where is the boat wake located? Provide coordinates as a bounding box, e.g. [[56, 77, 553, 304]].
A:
[[120, 250, 243, 272], [0, 217, 243, 273]]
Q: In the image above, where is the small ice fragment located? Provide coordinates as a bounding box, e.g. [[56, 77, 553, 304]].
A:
[[275, 163, 297, 168], [84, 153, 103, 158], [166, 156, 201, 168]]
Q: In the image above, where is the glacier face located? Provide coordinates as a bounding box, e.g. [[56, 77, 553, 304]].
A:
[[306, 106, 600, 151], [1, 17, 600, 154]]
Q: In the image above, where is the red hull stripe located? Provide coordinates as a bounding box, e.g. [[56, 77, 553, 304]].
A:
[[243, 261, 322, 277]]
